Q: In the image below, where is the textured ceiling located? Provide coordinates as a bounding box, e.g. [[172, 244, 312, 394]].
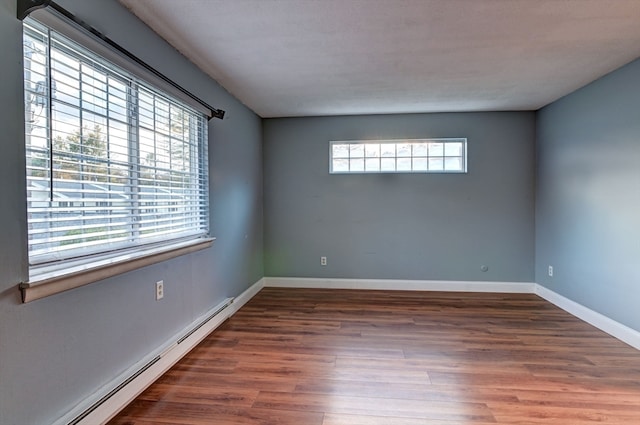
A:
[[119, 0, 640, 118]]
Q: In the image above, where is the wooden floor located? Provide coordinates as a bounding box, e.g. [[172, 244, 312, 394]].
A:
[[109, 288, 640, 424]]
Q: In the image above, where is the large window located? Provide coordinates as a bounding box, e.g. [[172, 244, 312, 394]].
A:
[[330, 138, 467, 174], [23, 18, 209, 269]]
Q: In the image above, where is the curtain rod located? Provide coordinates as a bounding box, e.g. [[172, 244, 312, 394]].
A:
[[17, 0, 225, 121]]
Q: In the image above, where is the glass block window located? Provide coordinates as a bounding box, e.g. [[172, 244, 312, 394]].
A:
[[330, 139, 467, 174]]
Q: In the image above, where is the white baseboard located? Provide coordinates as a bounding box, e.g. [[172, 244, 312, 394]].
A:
[[535, 284, 640, 351], [264, 277, 536, 293], [54, 276, 639, 425], [229, 277, 265, 315], [264, 277, 640, 351], [54, 278, 265, 425]]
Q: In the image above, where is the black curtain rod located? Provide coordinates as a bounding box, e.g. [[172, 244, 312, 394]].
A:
[[17, 0, 225, 121]]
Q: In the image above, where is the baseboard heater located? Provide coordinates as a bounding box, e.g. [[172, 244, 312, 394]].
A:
[[61, 297, 235, 425]]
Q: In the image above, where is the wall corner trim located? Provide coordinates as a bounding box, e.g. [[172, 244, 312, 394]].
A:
[[535, 284, 640, 351]]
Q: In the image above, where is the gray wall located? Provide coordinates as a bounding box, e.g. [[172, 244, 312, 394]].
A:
[[0, 1, 263, 424], [263, 112, 535, 282], [536, 58, 640, 332], [2, 0, 637, 422]]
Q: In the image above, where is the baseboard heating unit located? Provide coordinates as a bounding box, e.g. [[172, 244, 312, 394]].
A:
[[55, 297, 235, 425]]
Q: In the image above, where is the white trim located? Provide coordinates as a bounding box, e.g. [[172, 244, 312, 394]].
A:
[[264, 277, 535, 293], [53, 278, 264, 425], [51, 277, 640, 425], [535, 284, 640, 351], [21, 238, 215, 303], [228, 278, 265, 315], [265, 277, 640, 351], [329, 138, 468, 174]]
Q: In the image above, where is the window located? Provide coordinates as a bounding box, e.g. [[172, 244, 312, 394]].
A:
[[330, 138, 467, 174], [23, 18, 209, 270]]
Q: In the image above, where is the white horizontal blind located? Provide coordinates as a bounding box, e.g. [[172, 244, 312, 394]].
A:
[[23, 18, 209, 266], [330, 138, 467, 174]]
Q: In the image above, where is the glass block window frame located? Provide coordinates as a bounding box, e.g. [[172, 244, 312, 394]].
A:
[[330, 138, 467, 174]]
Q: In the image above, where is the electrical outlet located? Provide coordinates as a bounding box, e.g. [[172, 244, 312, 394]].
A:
[[320, 256, 327, 266], [156, 280, 164, 300], [548, 266, 553, 277]]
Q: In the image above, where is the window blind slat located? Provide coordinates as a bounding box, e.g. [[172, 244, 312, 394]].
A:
[[24, 18, 209, 268]]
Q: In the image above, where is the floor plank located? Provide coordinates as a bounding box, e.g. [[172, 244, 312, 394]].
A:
[[108, 288, 640, 424]]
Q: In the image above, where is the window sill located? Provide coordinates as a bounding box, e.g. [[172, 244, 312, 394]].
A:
[[19, 238, 215, 303]]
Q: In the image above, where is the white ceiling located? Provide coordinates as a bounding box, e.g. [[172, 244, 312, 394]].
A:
[[119, 0, 640, 118]]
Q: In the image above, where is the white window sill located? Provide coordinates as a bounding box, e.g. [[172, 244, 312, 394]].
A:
[[19, 238, 215, 303]]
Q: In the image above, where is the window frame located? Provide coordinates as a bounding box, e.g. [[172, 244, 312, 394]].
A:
[[329, 138, 468, 174], [21, 17, 213, 302]]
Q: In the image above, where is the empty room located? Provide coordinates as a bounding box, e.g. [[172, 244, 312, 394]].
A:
[[1, 0, 640, 424]]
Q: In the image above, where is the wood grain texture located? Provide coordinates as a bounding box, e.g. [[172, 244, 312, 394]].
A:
[[109, 288, 640, 424]]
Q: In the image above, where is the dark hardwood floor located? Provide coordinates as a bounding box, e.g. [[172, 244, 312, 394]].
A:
[[109, 288, 640, 424]]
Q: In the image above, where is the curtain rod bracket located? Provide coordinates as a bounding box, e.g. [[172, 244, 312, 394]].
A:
[[16, 0, 225, 120], [17, 0, 50, 20], [211, 109, 225, 120]]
